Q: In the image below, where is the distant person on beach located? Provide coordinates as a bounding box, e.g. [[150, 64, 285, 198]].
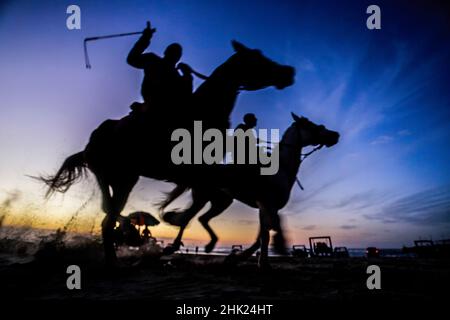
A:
[[122, 218, 142, 246], [142, 225, 152, 243]]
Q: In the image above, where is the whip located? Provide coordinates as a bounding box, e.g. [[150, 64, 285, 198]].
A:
[[83, 21, 154, 69]]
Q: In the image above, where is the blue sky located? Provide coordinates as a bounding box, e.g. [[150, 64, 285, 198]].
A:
[[0, 0, 449, 247]]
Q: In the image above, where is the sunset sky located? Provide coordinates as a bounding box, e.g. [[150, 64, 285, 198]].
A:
[[0, 0, 449, 248]]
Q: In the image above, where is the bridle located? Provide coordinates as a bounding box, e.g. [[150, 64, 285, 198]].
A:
[[276, 141, 323, 190], [265, 123, 325, 190], [295, 144, 323, 190]]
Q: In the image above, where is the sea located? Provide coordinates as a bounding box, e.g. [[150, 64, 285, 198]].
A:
[[0, 226, 410, 266]]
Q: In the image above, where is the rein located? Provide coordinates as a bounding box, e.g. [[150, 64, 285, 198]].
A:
[[264, 140, 324, 191], [295, 144, 323, 190]]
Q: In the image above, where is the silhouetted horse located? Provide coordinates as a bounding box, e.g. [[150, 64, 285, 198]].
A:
[[161, 113, 339, 268], [40, 41, 295, 264]]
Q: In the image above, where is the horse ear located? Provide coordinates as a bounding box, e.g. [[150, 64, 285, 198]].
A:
[[291, 112, 301, 122], [232, 40, 249, 52]]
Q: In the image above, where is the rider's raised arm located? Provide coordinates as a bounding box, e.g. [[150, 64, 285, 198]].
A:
[[127, 24, 155, 69]]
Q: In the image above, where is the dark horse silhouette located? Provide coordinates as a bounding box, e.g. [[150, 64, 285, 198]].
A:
[[40, 41, 295, 264], [160, 113, 339, 267]]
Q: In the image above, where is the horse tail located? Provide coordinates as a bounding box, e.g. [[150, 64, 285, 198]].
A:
[[40, 151, 87, 198], [157, 185, 189, 212]]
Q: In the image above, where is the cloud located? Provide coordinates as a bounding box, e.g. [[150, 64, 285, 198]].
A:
[[340, 225, 357, 230], [298, 58, 315, 72], [370, 135, 393, 145], [237, 219, 257, 226], [285, 177, 344, 214], [365, 185, 450, 226], [328, 190, 388, 213], [398, 129, 412, 136]]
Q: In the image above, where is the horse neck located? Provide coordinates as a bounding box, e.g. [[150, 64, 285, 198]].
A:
[[275, 125, 302, 184], [193, 63, 240, 127]]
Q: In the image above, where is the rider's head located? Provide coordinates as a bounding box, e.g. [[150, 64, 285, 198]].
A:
[[243, 113, 257, 128], [164, 43, 182, 66]]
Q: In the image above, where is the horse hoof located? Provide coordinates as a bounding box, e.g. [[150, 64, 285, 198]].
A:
[[163, 245, 178, 255], [273, 233, 288, 255], [224, 253, 240, 265], [204, 240, 217, 253]]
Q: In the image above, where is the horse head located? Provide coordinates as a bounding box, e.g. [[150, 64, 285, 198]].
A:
[[228, 40, 295, 91], [289, 112, 340, 148]]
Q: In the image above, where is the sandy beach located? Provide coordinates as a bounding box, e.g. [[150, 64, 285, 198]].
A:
[[1, 235, 449, 302]]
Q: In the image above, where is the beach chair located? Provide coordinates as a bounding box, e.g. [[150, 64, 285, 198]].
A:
[[291, 245, 308, 258]]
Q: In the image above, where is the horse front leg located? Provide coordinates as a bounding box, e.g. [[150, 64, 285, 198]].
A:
[[257, 202, 273, 269], [240, 233, 261, 259], [198, 192, 233, 253], [224, 230, 261, 266], [163, 189, 209, 254], [162, 188, 209, 227], [271, 213, 287, 255], [163, 225, 187, 255]]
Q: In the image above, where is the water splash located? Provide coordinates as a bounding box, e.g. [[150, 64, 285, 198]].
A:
[[0, 190, 21, 228]]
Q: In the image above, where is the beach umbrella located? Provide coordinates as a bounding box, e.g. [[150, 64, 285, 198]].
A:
[[128, 211, 160, 226]]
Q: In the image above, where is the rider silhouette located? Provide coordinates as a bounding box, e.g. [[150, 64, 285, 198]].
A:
[[127, 21, 193, 116], [233, 113, 260, 165], [235, 113, 258, 132]]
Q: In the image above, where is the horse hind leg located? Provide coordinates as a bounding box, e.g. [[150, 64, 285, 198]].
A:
[[95, 174, 112, 214], [225, 231, 261, 266], [163, 189, 209, 255], [94, 174, 116, 264], [198, 193, 233, 253], [99, 175, 138, 264]]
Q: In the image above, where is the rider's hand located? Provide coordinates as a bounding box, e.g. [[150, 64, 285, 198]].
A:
[[177, 62, 192, 75], [143, 21, 156, 38]]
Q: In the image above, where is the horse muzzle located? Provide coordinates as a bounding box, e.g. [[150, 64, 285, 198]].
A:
[[275, 66, 295, 89], [324, 131, 340, 147]]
